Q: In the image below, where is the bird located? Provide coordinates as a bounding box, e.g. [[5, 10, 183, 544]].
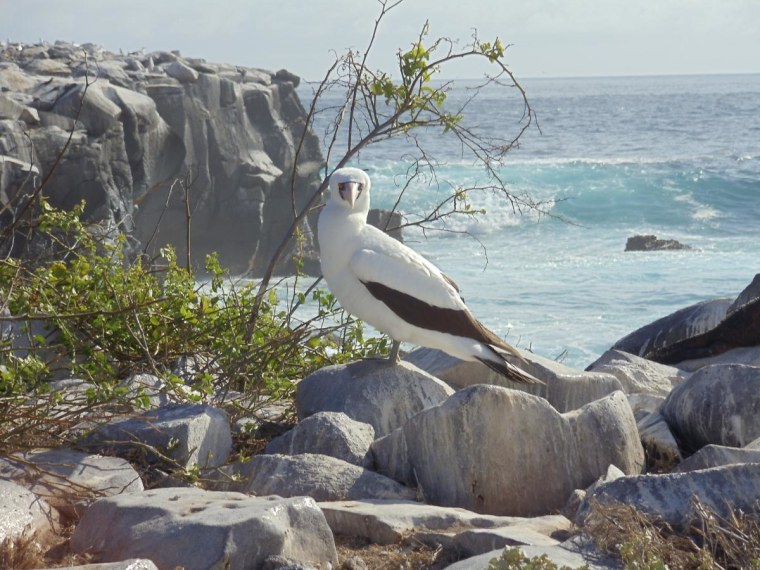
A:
[[317, 166, 542, 385]]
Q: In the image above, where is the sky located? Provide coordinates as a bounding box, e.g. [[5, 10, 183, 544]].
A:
[[3, 0, 759, 80]]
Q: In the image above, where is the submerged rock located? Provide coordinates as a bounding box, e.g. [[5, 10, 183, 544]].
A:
[[624, 234, 692, 251]]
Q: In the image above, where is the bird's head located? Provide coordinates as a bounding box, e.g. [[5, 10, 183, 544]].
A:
[[328, 167, 371, 211]]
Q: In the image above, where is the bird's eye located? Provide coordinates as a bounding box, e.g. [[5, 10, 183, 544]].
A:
[[338, 182, 346, 191], [357, 183, 364, 194]]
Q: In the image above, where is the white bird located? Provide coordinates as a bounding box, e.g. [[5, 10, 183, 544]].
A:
[[317, 166, 541, 385]]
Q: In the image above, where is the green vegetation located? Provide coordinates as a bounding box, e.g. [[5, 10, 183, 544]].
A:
[[486, 547, 583, 570], [0, 197, 386, 452]]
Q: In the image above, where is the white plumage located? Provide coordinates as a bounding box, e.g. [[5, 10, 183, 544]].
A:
[[317, 167, 541, 384]]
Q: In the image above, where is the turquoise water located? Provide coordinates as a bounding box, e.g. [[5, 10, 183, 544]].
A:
[[301, 74, 760, 368]]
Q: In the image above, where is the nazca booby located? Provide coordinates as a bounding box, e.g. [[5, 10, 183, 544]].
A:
[[317, 167, 541, 385]]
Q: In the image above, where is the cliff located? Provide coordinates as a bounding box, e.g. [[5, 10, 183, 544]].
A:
[[0, 41, 323, 274]]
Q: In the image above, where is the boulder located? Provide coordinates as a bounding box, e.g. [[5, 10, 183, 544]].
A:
[[728, 273, 760, 315], [675, 444, 760, 472], [586, 349, 688, 396], [0, 42, 324, 275], [319, 499, 570, 549], [612, 298, 732, 359], [295, 360, 454, 437], [34, 561, 159, 570], [404, 347, 622, 413], [0, 479, 59, 543], [265, 411, 375, 467], [372, 386, 644, 516], [0, 448, 143, 520], [624, 234, 692, 251], [70, 488, 338, 569], [579, 463, 760, 529], [219, 453, 417, 502], [675, 346, 760, 372], [662, 364, 760, 450], [79, 403, 232, 470], [445, 535, 622, 570]]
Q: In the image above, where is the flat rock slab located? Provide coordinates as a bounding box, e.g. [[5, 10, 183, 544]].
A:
[[579, 463, 760, 529], [319, 499, 571, 547], [0, 448, 143, 520], [296, 360, 453, 437], [0, 479, 59, 543], [444, 535, 622, 570], [674, 444, 760, 472], [587, 349, 688, 396], [70, 488, 338, 569], [35, 560, 159, 570]]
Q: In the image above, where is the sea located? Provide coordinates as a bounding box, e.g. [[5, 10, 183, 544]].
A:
[[297, 74, 760, 370]]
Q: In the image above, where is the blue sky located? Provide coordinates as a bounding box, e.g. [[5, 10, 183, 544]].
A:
[[3, 0, 759, 80]]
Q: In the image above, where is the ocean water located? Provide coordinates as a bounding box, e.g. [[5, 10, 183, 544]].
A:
[[300, 74, 760, 369]]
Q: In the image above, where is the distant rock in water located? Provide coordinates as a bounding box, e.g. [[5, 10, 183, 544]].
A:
[[625, 234, 692, 252], [0, 41, 324, 275]]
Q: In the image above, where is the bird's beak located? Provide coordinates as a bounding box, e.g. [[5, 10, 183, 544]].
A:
[[343, 182, 362, 208]]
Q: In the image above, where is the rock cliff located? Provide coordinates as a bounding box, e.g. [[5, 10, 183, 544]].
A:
[[0, 41, 323, 274]]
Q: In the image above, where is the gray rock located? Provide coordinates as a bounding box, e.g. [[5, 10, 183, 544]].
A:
[[318, 499, 570, 549], [120, 373, 176, 408], [728, 273, 760, 315], [675, 345, 760, 372], [675, 444, 760, 472], [0, 448, 143, 520], [70, 488, 338, 569], [0, 42, 323, 276], [404, 347, 622, 413], [625, 234, 691, 251], [372, 386, 643, 516], [662, 363, 760, 450], [223, 453, 417, 501], [163, 60, 199, 83], [0, 479, 59, 543], [35, 561, 159, 570], [579, 463, 760, 529], [296, 360, 454, 437], [266, 411, 375, 467], [445, 535, 622, 570], [612, 298, 732, 359], [80, 403, 232, 469], [586, 349, 688, 395]]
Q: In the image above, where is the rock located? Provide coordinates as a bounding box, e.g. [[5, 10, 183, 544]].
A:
[[35, 560, 159, 570], [220, 453, 417, 501], [70, 488, 338, 569], [675, 345, 760, 372], [648, 297, 760, 365], [404, 347, 623, 413], [372, 386, 644, 516], [119, 373, 177, 408], [0, 42, 323, 275], [0, 479, 59, 543], [586, 349, 688, 395], [296, 360, 454, 437], [624, 234, 692, 251], [265, 411, 375, 467], [0, 448, 143, 520], [163, 60, 199, 83], [675, 444, 760, 472], [628, 394, 682, 470], [319, 499, 570, 550], [728, 273, 760, 315], [612, 297, 732, 359], [662, 364, 760, 451], [579, 463, 760, 529], [444, 535, 622, 570], [79, 403, 232, 470]]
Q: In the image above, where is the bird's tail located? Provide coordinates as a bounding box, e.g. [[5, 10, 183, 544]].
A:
[[477, 344, 544, 385]]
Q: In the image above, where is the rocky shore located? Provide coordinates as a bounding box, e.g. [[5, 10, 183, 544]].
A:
[[1, 273, 758, 569], [0, 40, 323, 275]]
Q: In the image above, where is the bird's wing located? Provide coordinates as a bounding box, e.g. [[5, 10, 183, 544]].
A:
[[348, 230, 463, 311]]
